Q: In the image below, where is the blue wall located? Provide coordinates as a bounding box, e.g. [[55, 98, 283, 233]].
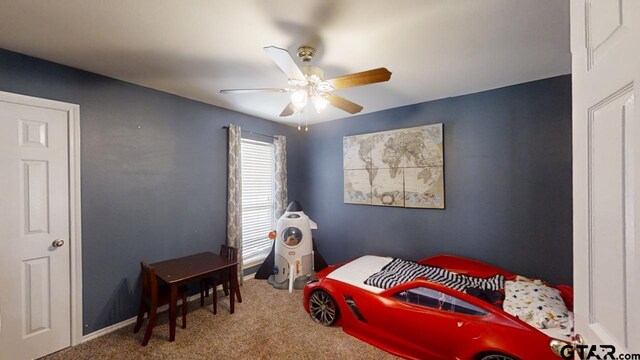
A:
[[297, 75, 573, 285], [0, 49, 305, 334]]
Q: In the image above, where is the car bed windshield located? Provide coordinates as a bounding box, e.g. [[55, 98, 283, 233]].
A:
[[393, 287, 487, 316]]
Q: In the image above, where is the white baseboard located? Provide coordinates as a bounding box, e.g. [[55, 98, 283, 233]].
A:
[[243, 272, 256, 281], [81, 274, 256, 343], [81, 316, 138, 342]]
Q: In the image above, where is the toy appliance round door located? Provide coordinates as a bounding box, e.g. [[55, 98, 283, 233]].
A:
[[281, 226, 303, 248], [273, 254, 290, 284]]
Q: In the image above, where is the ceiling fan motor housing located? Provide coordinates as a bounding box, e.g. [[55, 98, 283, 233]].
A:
[[297, 46, 315, 62]]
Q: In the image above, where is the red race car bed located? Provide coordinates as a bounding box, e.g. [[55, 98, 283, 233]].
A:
[[303, 254, 574, 360]]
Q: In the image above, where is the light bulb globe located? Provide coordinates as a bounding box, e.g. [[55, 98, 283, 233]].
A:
[[290, 89, 308, 109], [311, 94, 329, 113]]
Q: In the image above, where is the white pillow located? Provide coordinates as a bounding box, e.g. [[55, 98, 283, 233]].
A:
[[503, 279, 571, 329]]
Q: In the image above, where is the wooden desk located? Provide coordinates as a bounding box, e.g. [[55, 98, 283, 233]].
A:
[[151, 252, 239, 341]]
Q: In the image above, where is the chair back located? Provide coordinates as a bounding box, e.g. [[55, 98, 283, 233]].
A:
[[220, 244, 238, 262], [140, 261, 158, 302]]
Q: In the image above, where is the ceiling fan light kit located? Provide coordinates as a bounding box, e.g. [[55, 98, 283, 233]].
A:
[[220, 45, 392, 128]]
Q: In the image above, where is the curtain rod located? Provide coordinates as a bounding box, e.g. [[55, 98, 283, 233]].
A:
[[222, 125, 277, 139]]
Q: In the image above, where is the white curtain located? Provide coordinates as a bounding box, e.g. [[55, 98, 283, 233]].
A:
[[273, 135, 288, 221], [226, 124, 243, 284]]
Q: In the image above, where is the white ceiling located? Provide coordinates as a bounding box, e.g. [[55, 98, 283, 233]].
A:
[[0, 0, 570, 126]]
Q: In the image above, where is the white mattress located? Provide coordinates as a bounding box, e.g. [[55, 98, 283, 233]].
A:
[[326, 255, 393, 294]]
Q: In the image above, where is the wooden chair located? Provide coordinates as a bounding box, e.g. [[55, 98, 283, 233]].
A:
[[133, 262, 189, 346], [199, 244, 242, 314]]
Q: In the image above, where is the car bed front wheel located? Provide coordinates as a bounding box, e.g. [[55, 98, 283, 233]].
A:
[[478, 354, 516, 360], [308, 290, 339, 326]]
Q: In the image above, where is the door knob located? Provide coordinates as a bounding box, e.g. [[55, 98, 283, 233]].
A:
[[52, 239, 65, 248]]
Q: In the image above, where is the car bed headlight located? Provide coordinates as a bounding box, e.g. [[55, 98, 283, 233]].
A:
[[306, 277, 320, 285]]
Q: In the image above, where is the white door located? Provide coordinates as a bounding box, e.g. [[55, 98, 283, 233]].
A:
[[0, 100, 71, 359], [571, 0, 640, 353]]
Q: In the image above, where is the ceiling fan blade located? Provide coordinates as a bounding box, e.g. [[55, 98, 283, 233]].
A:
[[264, 46, 306, 81], [328, 94, 363, 114], [327, 68, 392, 90], [280, 102, 296, 117], [220, 88, 288, 94]]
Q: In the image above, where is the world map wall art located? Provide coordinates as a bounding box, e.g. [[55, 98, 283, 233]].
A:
[[343, 124, 444, 209]]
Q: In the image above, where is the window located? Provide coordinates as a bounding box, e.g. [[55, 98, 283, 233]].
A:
[[241, 138, 275, 267], [393, 287, 487, 316]]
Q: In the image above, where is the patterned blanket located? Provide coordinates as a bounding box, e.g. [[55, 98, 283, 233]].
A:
[[364, 258, 505, 292]]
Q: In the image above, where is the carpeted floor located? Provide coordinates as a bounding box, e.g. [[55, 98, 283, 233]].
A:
[[43, 279, 398, 359]]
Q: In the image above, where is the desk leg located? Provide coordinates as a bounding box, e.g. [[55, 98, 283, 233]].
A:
[[169, 284, 177, 341], [230, 265, 237, 314]]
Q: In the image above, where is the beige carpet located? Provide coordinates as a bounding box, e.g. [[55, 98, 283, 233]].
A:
[[43, 279, 398, 359]]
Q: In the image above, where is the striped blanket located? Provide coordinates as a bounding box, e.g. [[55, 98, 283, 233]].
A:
[[364, 258, 505, 292]]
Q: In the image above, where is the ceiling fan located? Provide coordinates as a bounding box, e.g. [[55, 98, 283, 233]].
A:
[[220, 45, 392, 117]]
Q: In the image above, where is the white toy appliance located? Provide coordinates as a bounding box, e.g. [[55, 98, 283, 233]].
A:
[[273, 201, 317, 292]]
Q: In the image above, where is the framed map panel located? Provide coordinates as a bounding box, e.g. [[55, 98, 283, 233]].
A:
[[343, 134, 371, 170], [370, 129, 406, 170], [372, 168, 404, 207], [344, 169, 372, 204], [404, 167, 444, 209], [403, 127, 443, 167]]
